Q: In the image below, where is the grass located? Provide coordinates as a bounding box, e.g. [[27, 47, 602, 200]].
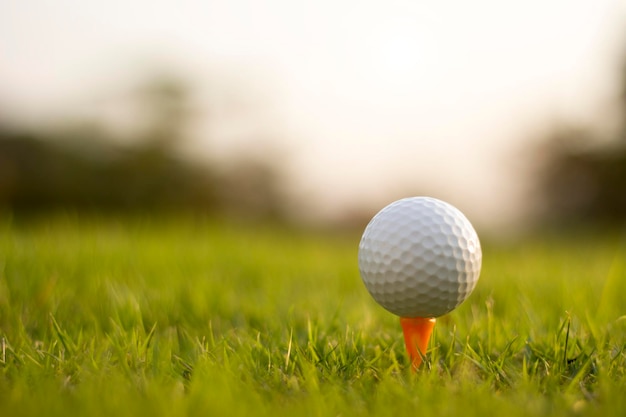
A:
[[0, 214, 625, 416]]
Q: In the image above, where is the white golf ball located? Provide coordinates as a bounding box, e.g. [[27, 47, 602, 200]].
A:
[[358, 197, 481, 318]]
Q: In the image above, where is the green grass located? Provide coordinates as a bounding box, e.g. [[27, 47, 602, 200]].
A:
[[1, 214, 625, 416]]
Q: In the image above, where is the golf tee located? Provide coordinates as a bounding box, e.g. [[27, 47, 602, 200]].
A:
[[400, 317, 436, 370]]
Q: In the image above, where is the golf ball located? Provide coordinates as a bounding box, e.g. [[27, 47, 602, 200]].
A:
[[358, 197, 481, 318]]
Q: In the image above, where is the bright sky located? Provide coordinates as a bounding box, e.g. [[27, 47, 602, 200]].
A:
[[1, 0, 625, 228]]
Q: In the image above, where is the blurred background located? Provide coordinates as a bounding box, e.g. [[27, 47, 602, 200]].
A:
[[1, 0, 625, 234]]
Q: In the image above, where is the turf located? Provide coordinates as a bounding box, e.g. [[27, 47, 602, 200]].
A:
[[0, 215, 625, 416]]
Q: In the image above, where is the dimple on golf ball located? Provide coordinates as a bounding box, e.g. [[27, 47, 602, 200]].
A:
[[358, 197, 482, 318]]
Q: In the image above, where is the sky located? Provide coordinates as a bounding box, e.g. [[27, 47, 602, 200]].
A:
[[1, 0, 625, 229]]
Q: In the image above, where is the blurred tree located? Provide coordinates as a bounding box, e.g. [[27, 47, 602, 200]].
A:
[[0, 72, 289, 220], [215, 151, 287, 221], [135, 73, 192, 149], [536, 53, 626, 226], [0, 124, 217, 212], [537, 129, 626, 224]]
